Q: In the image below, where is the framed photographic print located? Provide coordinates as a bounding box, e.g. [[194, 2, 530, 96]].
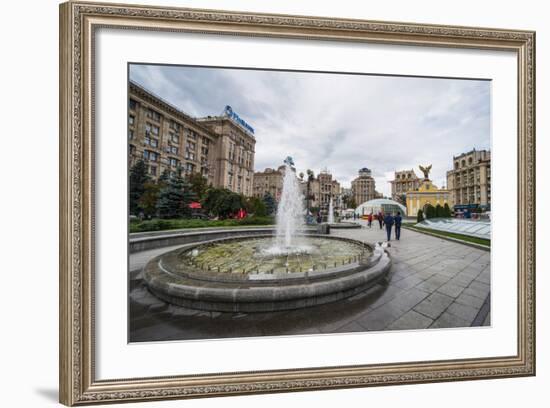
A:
[[59, 1, 536, 405]]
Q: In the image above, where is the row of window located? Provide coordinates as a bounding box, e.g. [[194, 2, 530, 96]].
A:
[[228, 142, 253, 168], [129, 99, 162, 122], [130, 155, 201, 177], [128, 111, 213, 150], [395, 182, 416, 191], [131, 141, 212, 167], [129, 130, 210, 155], [130, 147, 197, 170], [229, 130, 254, 150], [227, 175, 252, 194], [453, 156, 490, 170]]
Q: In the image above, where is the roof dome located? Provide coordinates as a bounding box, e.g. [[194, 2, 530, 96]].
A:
[[354, 198, 406, 216]]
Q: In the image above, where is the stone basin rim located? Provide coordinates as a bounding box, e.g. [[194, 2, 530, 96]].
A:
[[143, 248, 392, 312]]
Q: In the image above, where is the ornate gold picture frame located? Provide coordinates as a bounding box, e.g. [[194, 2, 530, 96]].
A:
[[59, 1, 535, 405]]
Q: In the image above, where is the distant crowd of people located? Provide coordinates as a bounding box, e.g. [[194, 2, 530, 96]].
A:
[[317, 209, 403, 241]]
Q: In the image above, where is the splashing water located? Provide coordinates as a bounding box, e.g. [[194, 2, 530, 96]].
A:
[[328, 197, 334, 224], [263, 160, 309, 255]]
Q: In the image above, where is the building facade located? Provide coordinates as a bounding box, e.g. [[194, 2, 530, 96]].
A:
[[310, 171, 341, 214], [446, 149, 491, 210], [390, 169, 421, 204], [252, 166, 285, 201], [128, 81, 256, 196], [405, 179, 450, 217], [252, 167, 341, 214], [197, 116, 255, 196], [351, 167, 376, 205]]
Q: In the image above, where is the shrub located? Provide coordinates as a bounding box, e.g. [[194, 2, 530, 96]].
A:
[[435, 204, 443, 218], [246, 196, 268, 217], [443, 203, 452, 217], [129, 216, 275, 233], [425, 204, 436, 219]]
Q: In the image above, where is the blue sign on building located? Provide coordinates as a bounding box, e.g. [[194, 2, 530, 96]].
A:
[[224, 105, 254, 134]]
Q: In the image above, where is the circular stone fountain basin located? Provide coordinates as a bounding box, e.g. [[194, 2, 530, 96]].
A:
[[143, 234, 391, 312], [326, 222, 362, 229]]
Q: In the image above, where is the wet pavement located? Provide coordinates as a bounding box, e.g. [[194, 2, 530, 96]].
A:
[[129, 220, 490, 342]]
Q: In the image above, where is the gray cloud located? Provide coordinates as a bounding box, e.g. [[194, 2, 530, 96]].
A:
[[130, 64, 490, 197]]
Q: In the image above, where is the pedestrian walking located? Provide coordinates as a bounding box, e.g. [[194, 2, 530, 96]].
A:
[[377, 211, 384, 229], [383, 212, 395, 241], [316, 212, 322, 224], [394, 211, 402, 240], [367, 212, 373, 228]]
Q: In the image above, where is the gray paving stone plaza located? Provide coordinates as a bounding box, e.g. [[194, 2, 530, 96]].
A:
[[129, 220, 490, 342]]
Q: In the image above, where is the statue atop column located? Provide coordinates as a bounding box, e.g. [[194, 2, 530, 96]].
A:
[[419, 164, 432, 180]]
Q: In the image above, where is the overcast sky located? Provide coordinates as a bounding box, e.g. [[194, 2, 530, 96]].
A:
[[130, 64, 491, 197]]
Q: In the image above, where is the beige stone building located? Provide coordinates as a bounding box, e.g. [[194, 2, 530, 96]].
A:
[[446, 149, 491, 209], [390, 169, 421, 204], [253, 167, 341, 214], [310, 171, 341, 213], [252, 166, 285, 201], [351, 168, 377, 205], [405, 179, 450, 217], [129, 82, 255, 196], [197, 115, 255, 196]]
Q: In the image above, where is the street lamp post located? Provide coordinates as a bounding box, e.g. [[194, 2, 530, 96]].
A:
[[306, 169, 314, 216]]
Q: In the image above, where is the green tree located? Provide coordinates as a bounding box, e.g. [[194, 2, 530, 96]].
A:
[[425, 204, 436, 219], [186, 172, 209, 202], [202, 187, 224, 216], [156, 168, 193, 219], [129, 160, 150, 216], [158, 168, 170, 187], [435, 204, 443, 218], [417, 209, 424, 223], [202, 188, 246, 219], [262, 192, 277, 216], [443, 203, 452, 218], [347, 197, 357, 209], [246, 196, 267, 217], [138, 181, 161, 218]]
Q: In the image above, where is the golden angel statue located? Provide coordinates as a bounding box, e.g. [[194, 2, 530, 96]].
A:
[[419, 164, 432, 180]]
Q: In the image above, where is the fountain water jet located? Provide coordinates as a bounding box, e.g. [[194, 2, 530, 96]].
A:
[[328, 197, 335, 224], [263, 157, 310, 255]]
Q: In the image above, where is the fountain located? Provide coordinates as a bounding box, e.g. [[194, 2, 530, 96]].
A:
[[325, 195, 361, 230], [143, 157, 391, 312], [265, 157, 311, 255], [328, 196, 335, 224]]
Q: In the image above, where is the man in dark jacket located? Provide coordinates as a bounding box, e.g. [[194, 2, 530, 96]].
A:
[[383, 213, 394, 241], [377, 211, 384, 229], [394, 211, 402, 240]]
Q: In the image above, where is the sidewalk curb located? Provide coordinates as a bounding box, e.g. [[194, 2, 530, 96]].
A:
[[402, 225, 490, 252]]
